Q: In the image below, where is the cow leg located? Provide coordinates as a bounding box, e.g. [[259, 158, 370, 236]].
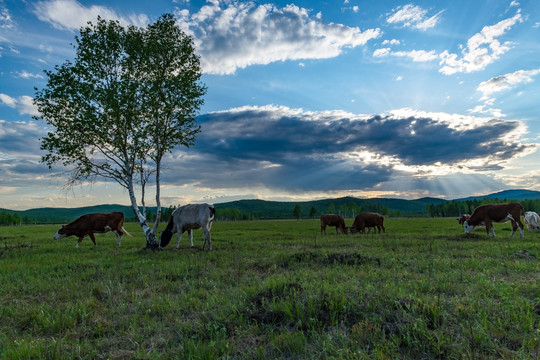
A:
[[321, 224, 325, 235], [89, 233, 97, 245], [174, 232, 183, 250], [202, 226, 212, 251], [517, 219, 524, 239], [114, 230, 122, 247], [188, 229, 194, 247], [76, 236, 84, 248], [485, 220, 495, 237]]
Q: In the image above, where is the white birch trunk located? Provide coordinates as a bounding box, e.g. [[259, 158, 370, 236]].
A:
[[127, 177, 158, 249]]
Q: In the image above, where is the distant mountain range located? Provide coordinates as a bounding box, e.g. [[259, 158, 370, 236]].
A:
[[2, 189, 539, 223]]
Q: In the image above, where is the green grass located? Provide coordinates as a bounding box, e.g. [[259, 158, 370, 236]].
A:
[[1, 218, 539, 359]]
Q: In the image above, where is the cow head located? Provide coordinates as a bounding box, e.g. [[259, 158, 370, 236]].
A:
[[53, 225, 67, 240], [159, 229, 173, 248], [463, 220, 475, 234]]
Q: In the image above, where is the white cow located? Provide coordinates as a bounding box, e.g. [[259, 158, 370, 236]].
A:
[[524, 211, 540, 231], [159, 203, 215, 251]]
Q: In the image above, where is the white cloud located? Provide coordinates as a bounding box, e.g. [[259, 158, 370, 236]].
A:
[[373, 47, 390, 57], [477, 68, 540, 99], [439, 12, 523, 75], [0, 94, 40, 116], [373, 48, 438, 62], [32, 0, 149, 31], [15, 71, 44, 79], [382, 39, 400, 46], [0, 1, 14, 29], [176, 2, 381, 75], [386, 4, 443, 31]]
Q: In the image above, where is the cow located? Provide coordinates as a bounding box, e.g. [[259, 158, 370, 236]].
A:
[[350, 212, 385, 234], [320, 214, 347, 235], [524, 211, 540, 231], [463, 203, 524, 238], [159, 203, 215, 251], [53, 212, 131, 248]]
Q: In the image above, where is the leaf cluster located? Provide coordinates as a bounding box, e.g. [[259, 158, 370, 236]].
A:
[[34, 14, 206, 188]]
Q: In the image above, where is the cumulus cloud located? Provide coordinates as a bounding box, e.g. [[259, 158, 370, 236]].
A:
[[175, 1, 381, 74], [386, 4, 443, 31], [477, 68, 540, 100], [439, 11, 523, 75], [32, 0, 149, 31], [0, 94, 39, 116], [157, 105, 533, 192]]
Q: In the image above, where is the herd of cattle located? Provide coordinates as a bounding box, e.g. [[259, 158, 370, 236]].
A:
[[53, 202, 540, 250]]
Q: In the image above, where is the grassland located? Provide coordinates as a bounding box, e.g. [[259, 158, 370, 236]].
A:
[[0, 218, 539, 359]]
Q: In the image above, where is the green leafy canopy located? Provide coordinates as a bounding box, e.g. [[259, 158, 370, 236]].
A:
[[34, 13, 207, 189]]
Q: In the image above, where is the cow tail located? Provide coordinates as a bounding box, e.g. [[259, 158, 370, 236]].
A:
[[122, 227, 132, 237], [209, 206, 216, 221]]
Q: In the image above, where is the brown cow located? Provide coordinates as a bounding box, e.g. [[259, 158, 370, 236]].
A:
[[463, 203, 524, 238], [351, 212, 385, 234], [53, 212, 131, 248], [320, 214, 347, 235]]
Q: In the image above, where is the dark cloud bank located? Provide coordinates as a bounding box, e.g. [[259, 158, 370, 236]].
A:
[[160, 106, 532, 192], [0, 107, 531, 193]]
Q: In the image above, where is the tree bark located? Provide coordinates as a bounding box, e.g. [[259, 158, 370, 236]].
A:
[[127, 177, 158, 249]]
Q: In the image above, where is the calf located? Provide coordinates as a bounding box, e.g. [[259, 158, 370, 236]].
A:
[[159, 204, 215, 251], [53, 212, 131, 248], [524, 211, 540, 231], [351, 212, 385, 234], [320, 214, 347, 235], [463, 203, 524, 238]]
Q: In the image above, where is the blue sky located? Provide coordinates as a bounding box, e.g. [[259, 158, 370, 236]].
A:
[[1, 0, 539, 210]]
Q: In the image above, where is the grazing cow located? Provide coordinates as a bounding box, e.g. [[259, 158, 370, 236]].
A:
[[320, 214, 347, 235], [524, 211, 540, 231], [463, 203, 524, 238], [53, 212, 131, 248], [351, 212, 385, 234], [159, 204, 215, 250]]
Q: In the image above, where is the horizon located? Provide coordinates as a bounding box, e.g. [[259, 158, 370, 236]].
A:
[[3, 188, 537, 212], [1, 1, 540, 210]]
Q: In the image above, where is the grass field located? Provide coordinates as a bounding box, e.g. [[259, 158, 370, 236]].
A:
[[1, 218, 539, 359]]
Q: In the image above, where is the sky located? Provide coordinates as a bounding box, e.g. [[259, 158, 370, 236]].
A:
[[1, 0, 540, 210]]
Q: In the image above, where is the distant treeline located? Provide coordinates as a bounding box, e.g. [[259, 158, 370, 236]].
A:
[[426, 198, 540, 217], [216, 201, 393, 221], [0, 211, 35, 226]]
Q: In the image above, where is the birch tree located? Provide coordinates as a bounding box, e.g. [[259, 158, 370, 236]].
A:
[[33, 14, 206, 249]]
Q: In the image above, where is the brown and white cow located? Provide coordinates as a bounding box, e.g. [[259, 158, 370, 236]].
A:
[[524, 211, 540, 231], [53, 212, 131, 248], [350, 212, 385, 234], [159, 204, 216, 251], [463, 203, 524, 238], [320, 214, 347, 235]]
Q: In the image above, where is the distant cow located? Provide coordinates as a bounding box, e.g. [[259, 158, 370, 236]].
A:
[[53, 212, 131, 248], [320, 214, 347, 235], [524, 211, 540, 231], [160, 204, 215, 251], [351, 212, 385, 234], [463, 203, 524, 238]]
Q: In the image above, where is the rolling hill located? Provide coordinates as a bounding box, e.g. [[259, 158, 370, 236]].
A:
[[3, 188, 540, 224]]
